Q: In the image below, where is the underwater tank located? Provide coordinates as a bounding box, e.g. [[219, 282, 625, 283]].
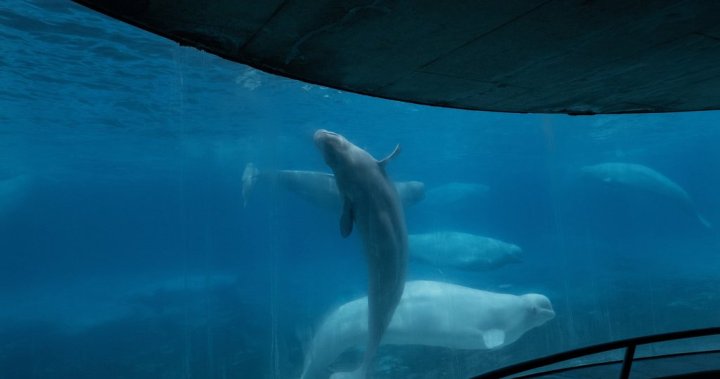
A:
[[1, 1, 719, 378]]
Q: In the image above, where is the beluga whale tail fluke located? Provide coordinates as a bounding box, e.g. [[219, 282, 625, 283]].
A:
[[313, 129, 408, 379]]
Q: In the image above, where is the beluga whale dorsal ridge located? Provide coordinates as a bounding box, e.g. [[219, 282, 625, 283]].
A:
[[313, 129, 408, 379]]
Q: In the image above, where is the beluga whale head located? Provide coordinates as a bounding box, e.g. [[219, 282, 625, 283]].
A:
[[521, 293, 556, 328], [314, 129, 401, 174], [313, 129, 354, 170]]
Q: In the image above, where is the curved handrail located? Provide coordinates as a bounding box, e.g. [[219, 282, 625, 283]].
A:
[[470, 327, 720, 379]]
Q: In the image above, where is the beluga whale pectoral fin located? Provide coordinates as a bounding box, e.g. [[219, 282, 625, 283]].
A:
[[377, 144, 401, 169], [482, 329, 506, 349], [340, 198, 354, 238]]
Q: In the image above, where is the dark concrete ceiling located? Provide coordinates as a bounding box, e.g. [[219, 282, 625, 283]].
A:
[[73, 0, 720, 115]]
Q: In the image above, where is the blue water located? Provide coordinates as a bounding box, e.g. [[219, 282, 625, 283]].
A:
[[2, 1, 720, 378]]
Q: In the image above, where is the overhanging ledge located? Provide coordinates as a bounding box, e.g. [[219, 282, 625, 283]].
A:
[[73, 0, 720, 115]]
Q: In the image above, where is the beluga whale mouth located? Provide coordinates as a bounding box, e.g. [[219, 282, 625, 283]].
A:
[[312, 129, 407, 379]]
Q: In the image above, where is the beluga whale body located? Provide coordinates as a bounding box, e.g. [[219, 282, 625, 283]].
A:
[[300, 281, 555, 379], [580, 162, 711, 229], [241, 163, 425, 211], [313, 129, 408, 379], [409, 231, 522, 271]]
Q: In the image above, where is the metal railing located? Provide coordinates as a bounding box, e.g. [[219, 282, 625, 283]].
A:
[[471, 327, 720, 379]]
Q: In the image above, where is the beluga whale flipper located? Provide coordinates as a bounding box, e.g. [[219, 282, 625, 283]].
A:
[[313, 129, 408, 379]]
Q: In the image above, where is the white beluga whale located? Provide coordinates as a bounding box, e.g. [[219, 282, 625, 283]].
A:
[[409, 231, 522, 271], [580, 162, 711, 229], [300, 280, 555, 379], [241, 163, 425, 211], [313, 129, 408, 379]]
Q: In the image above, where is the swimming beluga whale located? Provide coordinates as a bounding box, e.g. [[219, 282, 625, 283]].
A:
[[580, 162, 711, 229], [241, 163, 425, 211], [313, 129, 408, 379], [299, 281, 555, 379], [409, 231, 522, 271]]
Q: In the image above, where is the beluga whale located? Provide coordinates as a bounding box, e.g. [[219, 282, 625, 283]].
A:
[[409, 231, 522, 271], [313, 129, 408, 379], [300, 281, 555, 379], [580, 162, 711, 229], [241, 163, 425, 211]]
